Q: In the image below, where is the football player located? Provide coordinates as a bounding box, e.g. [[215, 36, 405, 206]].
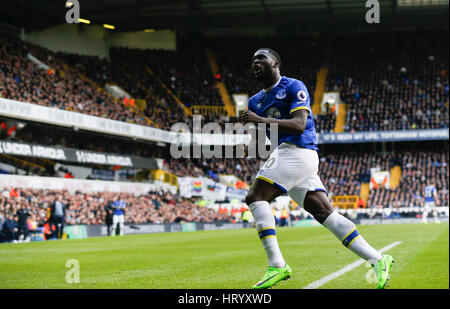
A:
[[239, 48, 394, 289]]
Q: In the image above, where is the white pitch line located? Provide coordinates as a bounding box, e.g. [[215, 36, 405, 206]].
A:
[[303, 241, 403, 289]]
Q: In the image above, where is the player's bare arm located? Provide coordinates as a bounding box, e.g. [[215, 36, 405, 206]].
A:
[[239, 109, 308, 135]]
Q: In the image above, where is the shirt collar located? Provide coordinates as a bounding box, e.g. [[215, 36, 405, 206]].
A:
[[263, 76, 282, 92]]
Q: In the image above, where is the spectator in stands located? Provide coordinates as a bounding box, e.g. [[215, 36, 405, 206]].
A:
[[1, 213, 18, 242]]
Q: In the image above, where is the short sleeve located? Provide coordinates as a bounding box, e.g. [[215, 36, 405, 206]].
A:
[[247, 97, 255, 113], [289, 80, 311, 114]]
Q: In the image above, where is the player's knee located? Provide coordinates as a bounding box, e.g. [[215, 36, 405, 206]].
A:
[[304, 191, 334, 224], [312, 208, 333, 224], [245, 192, 265, 206], [244, 194, 256, 206]]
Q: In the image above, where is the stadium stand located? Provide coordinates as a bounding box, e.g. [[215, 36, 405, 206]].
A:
[[209, 35, 324, 99], [0, 34, 152, 128], [368, 150, 449, 208], [0, 188, 235, 241], [326, 30, 449, 132], [5, 118, 446, 212], [55, 47, 189, 130], [1, 142, 447, 231], [0, 26, 449, 242], [140, 37, 224, 107], [1, 119, 163, 159], [163, 157, 261, 184], [4, 30, 447, 134]]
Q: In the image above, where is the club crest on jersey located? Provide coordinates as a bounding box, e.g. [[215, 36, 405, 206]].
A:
[[297, 90, 307, 102], [276, 89, 286, 99], [266, 107, 281, 119]]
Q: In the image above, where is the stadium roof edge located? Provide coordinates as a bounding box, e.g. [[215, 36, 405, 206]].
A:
[[0, 0, 447, 33]]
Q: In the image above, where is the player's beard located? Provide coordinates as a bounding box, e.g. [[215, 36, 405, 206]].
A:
[[253, 66, 267, 82], [253, 70, 263, 81]]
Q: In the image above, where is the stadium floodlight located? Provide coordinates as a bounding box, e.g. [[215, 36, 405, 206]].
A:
[[103, 24, 115, 30], [78, 18, 91, 24]]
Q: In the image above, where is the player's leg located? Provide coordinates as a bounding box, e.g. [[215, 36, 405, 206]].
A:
[[433, 210, 440, 223], [249, 144, 308, 288], [119, 215, 124, 236], [286, 146, 386, 265], [290, 188, 394, 288], [112, 215, 118, 237], [422, 203, 430, 224], [303, 191, 383, 262], [245, 178, 291, 289], [245, 178, 286, 268], [431, 203, 440, 224], [306, 191, 394, 289]]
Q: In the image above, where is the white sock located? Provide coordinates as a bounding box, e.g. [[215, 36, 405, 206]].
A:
[[322, 210, 383, 263], [249, 201, 286, 268]]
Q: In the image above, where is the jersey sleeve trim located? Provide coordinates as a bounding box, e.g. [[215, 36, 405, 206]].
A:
[[290, 106, 310, 114]]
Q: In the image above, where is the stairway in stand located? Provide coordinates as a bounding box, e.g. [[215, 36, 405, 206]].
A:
[[205, 47, 235, 117], [144, 66, 192, 116]]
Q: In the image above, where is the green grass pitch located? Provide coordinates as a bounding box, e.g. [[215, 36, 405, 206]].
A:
[[0, 222, 448, 289]]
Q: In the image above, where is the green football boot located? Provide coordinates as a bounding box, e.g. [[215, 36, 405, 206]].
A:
[[252, 264, 292, 289], [372, 254, 395, 289]]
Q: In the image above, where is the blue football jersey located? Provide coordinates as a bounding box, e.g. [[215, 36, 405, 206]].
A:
[[248, 76, 318, 151], [424, 186, 436, 203], [113, 200, 126, 215]]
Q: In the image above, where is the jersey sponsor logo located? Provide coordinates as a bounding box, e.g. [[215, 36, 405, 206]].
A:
[[266, 107, 281, 119], [256, 102, 263, 109], [297, 90, 307, 102], [275, 89, 286, 99]]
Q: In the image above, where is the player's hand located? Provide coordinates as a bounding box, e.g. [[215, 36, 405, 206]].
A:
[[239, 110, 263, 124]]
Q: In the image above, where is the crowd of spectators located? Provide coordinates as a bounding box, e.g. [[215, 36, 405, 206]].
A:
[[161, 146, 448, 212], [0, 34, 150, 127], [318, 152, 397, 199], [4, 119, 163, 159], [56, 47, 188, 130], [140, 37, 224, 107], [209, 35, 324, 100], [55, 35, 323, 128], [1, 145, 447, 242], [54, 39, 233, 130], [314, 112, 337, 133], [2, 112, 448, 212], [326, 29, 449, 132], [316, 148, 448, 210], [0, 188, 236, 242], [163, 156, 261, 184], [2, 30, 448, 134], [368, 150, 449, 209], [1, 30, 449, 238]]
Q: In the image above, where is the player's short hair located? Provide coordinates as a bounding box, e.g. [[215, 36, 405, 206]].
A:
[[257, 47, 282, 68]]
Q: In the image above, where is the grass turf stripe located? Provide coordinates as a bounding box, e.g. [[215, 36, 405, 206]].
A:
[[303, 241, 402, 289]]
